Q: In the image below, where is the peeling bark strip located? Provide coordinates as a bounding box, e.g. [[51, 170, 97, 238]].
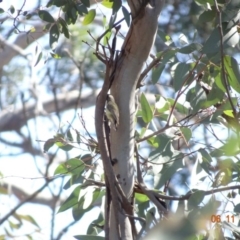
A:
[[95, 1, 165, 239]]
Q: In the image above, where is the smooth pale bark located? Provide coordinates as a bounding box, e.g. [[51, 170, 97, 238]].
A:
[[109, 1, 165, 239]]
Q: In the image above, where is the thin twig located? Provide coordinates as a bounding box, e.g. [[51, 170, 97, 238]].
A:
[[13, 0, 27, 33]]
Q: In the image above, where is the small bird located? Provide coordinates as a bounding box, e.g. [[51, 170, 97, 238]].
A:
[[105, 94, 119, 131]]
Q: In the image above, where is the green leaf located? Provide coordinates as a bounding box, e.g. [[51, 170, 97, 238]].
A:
[[171, 62, 192, 91], [210, 136, 240, 158], [219, 158, 235, 170], [82, 187, 95, 209], [72, 202, 88, 221], [152, 64, 165, 84], [218, 136, 239, 156], [71, 7, 77, 23], [167, 98, 190, 115], [93, 189, 104, 203], [101, 0, 113, 8], [58, 17, 70, 38], [150, 134, 171, 154], [9, 5, 15, 14], [103, 31, 112, 46], [83, 188, 103, 210], [214, 71, 226, 92], [145, 207, 156, 230], [54, 162, 69, 175], [223, 25, 239, 47], [109, 13, 117, 28], [81, 0, 90, 7], [67, 129, 73, 141], [75, 130, 81, 144], [198, 9, 216, 23], [65, 7, 78, 25], [58, 186, 81, 213], [194, 0, 214, 7], [43, 23, 52, 32], [113, 0, 122, 13], [43, 138, 55, 153], [39, 10, 55, 23], [178, 43, 202, 54], [46, 0, 55, 7], [198, 148, 212, 175], [50, 52, 61, 59], [82, 9, 96, 25], [0, 8, 4, 14], [227, 191, 237, 198], [234, 203, 240, 213], [217, 97, 238, 113], [151, 142, 184, 188], [135, 193, 149, 203], [63, 174, 84, 190], [188, 190, 205, 209], [16, 214, 39, 228], [161, 49, 177, 64], [202, 28, 220, 55], [140, 93, 153, 123], [122, 6, 130, 27], [54, 158, 85, 175], [224, 55, 240, 93], [223, 110, 234, 118], [222, 2, 240, 23], [81, 154, 93, 163], [186, 84, 207, 112], [147, 135, 159, 148], [49, 24, 59, 49], [26, 14, 32, 19], [180, 127, 192, 143], [55, 139, 73, 151], [34, 52, 42, 67], [35, 44, 38, 55], [87, 213, 104, 235], [203, 25, 239, 57], [64, 176, 82, 190], [155, 96, 170, 113], [76, 3, 88, 16], [206, 82, 225, 106], [9, 221, 21, 229], [55, 0, 69, 7]]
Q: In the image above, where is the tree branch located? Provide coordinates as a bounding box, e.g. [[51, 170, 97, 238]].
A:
[[0, 90, 98, 132]]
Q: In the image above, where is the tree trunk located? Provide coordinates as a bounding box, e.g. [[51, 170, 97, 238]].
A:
[[109, 1, 165, 239]]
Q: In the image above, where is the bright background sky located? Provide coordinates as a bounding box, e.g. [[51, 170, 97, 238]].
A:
[[0, 0, 108, 239]]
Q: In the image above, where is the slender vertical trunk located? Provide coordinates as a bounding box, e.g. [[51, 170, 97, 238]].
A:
[[108, 1, 165, 239]]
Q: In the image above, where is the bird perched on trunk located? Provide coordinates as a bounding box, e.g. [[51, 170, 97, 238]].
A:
[[105, 94, 119, 131]]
